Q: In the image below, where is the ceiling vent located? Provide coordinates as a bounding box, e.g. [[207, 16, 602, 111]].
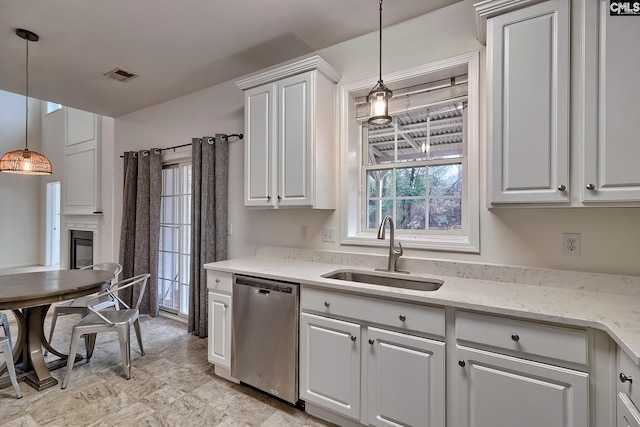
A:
[[104, 67, 138, 82]]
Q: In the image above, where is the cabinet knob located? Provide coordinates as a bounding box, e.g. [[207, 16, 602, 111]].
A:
[[278, 195, 281, 200], [350, 335, 357, 342], [267, 195, 271, 200], [511, 334, 520, 342], [399, 314, 406, 322], [586, 183, 596, 190], [223, 303, 228, 308], [557, 184, 566, 192], [324, 301, 330, 308], [215, 278, 220, 283], [620, 373, 633, 384], [369, 339, 375, 345], [458, 360, 466, 367]]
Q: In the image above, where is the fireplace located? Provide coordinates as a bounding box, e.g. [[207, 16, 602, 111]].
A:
[[69, 230, 94, 269]]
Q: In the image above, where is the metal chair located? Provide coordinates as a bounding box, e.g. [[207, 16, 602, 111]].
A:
[[1, 313, 10, 343], [61, 273, 150, 389], [0, 336, 22, 399], [46, 263, 123, 354]]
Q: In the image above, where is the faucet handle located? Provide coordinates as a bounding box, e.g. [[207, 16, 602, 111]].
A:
[[396, 241, 403, 256]]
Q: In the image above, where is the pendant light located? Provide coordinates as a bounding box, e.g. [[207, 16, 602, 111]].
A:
[[0, 29, 52, 175], [367, 0, 393, 126]]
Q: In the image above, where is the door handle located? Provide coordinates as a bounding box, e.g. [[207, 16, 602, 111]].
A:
[[257, 289, 270, 295]]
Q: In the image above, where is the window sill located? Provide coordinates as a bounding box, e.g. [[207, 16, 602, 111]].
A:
[[342, 233, 479, 254]]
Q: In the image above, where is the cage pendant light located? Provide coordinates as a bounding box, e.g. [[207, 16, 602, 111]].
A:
[[367, 0, 393, 126], [0, 29, 52, 175]]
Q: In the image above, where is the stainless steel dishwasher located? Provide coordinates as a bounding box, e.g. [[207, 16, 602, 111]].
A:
[[231, 274, 300, 406]]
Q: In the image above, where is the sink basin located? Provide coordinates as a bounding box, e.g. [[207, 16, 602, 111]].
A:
[[322, 269, 443, 292]]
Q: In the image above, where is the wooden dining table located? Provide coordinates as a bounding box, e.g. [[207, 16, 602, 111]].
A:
[[0, 269, 113, 390]]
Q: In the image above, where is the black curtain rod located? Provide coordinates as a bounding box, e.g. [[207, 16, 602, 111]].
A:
[[120, 133, 243, 158]]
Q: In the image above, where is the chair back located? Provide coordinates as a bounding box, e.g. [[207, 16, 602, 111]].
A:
[[81, 262, 123, 279], [86, 273, 150, 324]]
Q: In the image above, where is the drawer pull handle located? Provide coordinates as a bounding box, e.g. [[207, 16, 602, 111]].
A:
[[620, 373, 633, 384], [324, 301, 330, 308], [369, 339, 375, 345], [511, 334, 520, 342], [458, 360, 466, 367], [350, 335, 357, 342], [399, 314, 406, 322]]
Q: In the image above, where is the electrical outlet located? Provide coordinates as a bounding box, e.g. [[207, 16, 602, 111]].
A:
[[228, 223, 232, 236], [322, 227, 335, 243], [301, 225, 308, 240], [562, 233, 581, 256]]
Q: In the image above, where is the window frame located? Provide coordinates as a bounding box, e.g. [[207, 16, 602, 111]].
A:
[[339, 52, 480, 253]]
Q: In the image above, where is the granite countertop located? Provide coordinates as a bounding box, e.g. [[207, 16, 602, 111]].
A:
[[204, 256, 640, 365]]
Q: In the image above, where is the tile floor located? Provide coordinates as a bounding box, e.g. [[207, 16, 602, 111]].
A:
[[0, 311, 336, 426]]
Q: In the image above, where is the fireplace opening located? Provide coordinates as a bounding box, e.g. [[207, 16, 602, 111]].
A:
[[70, 230, 93, 269]]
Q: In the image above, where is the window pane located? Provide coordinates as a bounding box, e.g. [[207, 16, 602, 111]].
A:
[[367, 170, 393, 198], [429, 164, 462, 196], [396, 167, 426, 197], [367, 199, 392, 229], [428, 199, 462, 230], [396, 199, 426, 230], [366, 123, 395, 165]]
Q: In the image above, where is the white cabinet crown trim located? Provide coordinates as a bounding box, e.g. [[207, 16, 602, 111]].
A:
[[235, 55, 341, 90]]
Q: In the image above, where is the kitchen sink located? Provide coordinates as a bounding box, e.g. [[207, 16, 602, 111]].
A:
[[322, 269, 443, 292]]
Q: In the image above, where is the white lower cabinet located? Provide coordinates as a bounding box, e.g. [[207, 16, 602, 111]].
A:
[[618, 393, 640, 427], [455, 345, 589, 427], [367, 327, 445, 427], [300, 312, 361, 419], [300, 288, 446, 427], [618, 348, 640, 427], [208, 291, 231, 368]]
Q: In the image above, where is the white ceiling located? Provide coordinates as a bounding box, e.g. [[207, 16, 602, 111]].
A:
[[0, 0, 461, 117]]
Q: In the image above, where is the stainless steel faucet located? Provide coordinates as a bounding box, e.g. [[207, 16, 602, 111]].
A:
[[377, 215, 403, 272]]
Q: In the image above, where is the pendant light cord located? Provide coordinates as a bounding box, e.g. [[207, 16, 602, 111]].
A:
[[378, 0, 383, 83], [24, 35, 29, 151]]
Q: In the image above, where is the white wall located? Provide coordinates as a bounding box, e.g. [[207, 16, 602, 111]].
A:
[[112, 0, 640, 277], [0, 90, 44, 268]]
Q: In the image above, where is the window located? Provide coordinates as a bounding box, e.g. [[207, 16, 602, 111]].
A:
[[158, 162, 192, 315], [46, 102, 61, 114], [341, 52, 479, 253]]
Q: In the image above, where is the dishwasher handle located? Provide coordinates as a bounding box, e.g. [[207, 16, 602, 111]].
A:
[[257, 288, 270, 295]]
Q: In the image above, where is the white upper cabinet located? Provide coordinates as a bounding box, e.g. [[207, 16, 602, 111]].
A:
[[236, 56, 340, 209], [582, 1, 640, 203], [486, 0, 570, 204], [64, 107, 101, 214]]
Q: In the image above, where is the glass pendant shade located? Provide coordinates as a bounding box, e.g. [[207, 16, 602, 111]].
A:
[[0, 28, 52, 176], [0, 149, 52, 175], [367, 81, 393, 125]]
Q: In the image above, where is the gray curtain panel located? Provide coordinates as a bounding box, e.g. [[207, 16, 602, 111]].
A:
[[189, 135, 229, 337], [119, 149, 162, 316]]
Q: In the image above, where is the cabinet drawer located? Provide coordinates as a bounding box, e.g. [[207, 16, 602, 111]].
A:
[[301, 287, 445, 338], [618, 392, 640, 427], [456, 311, 587, 365], [207, 270, 233, 293], [619, 349, 640, 407]]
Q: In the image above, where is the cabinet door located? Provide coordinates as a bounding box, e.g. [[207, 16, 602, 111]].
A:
[[208, 291, 231, 368], [618, 393, 640, 427], [244, 83, 276, 207], [367, 327, 445, 427], [276, 71, 313, 207], [487, 0, 570, 204], [455, 345, 589, 427], [582, 1, 640, 202], [300, 312, 361, 420]]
